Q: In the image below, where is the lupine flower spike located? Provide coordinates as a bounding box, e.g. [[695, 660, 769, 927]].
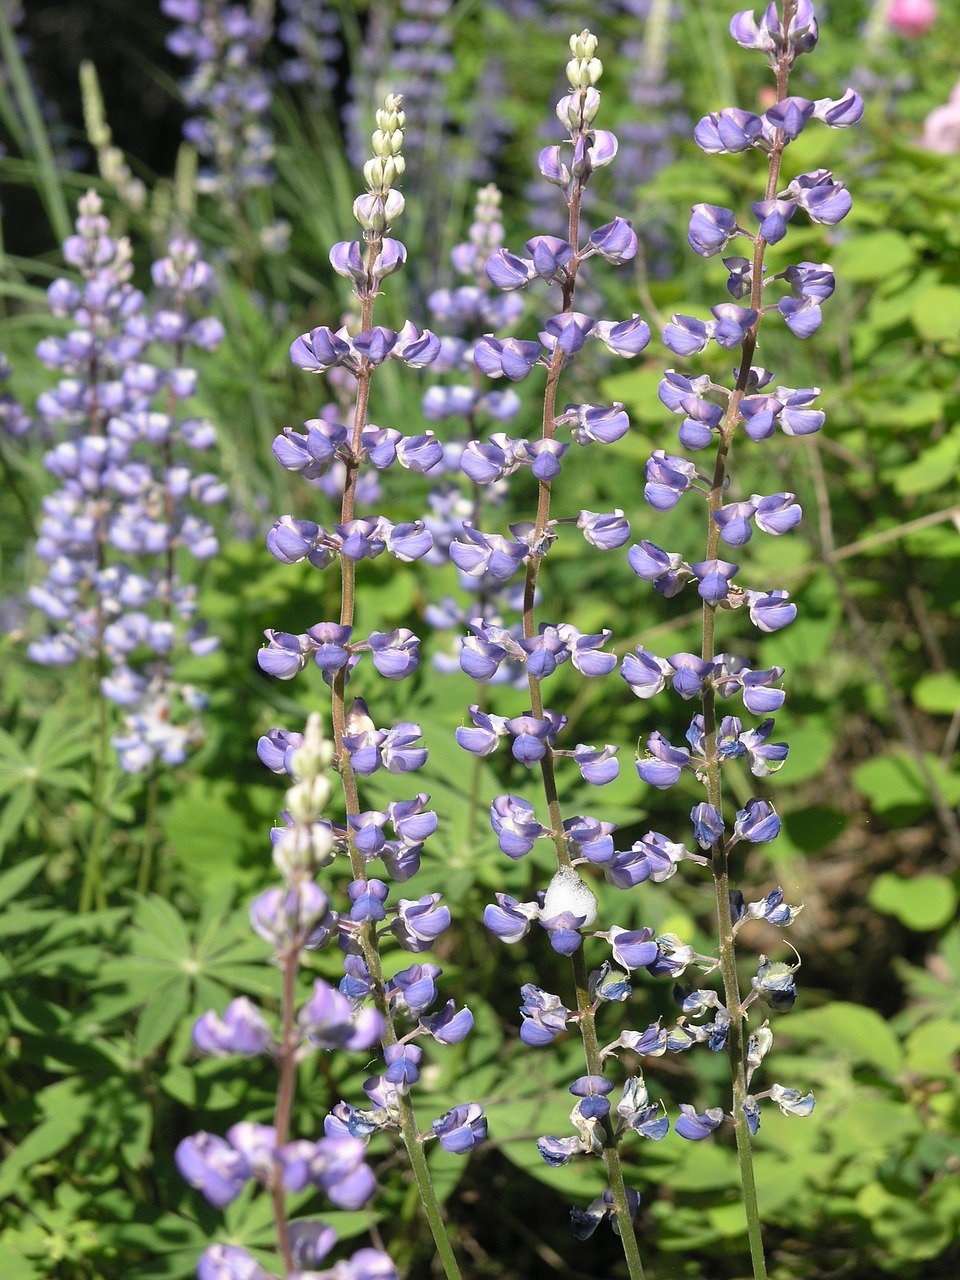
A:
[[260, 95, 478, 1280], [620, 3, 860, 1275]]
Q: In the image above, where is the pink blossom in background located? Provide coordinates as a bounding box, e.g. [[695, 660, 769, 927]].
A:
[[888, 0, 938, 37], [923, 80, 960, 153]]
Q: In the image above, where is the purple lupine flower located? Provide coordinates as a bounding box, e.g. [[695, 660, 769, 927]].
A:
[[519, 983, 572, 1045], [541, 311, 596, 356], [386, 961, 440, 1019], [196, 1243, 274, 1280], [618, 1076, 670, 1141], [566, 401, 630, 445], [298, 979, 383, 1050], [592, 315, 651, 356], [597, 925, 659, 971], [570, 1187, 641, 1240], [490, 793, 547, 858], [456, 705, 510, 756], [571, 743, 620, 785], [175, 1132, 250, 1207], [420, 1000, 474, 1044], [432, 1103, 486, 1153], [674, 1104, 725, 1141], [752, 956, 798, 1010], [691, 559, 739, 605], [627, 540, 692, 597], [347, 874, 389, 920], [384, 1043, 422, 1089], [733, 799, 782, 844], [744, 588, 798, 632], [390, 894, 451, 951], [768, 1082, 815, 1116], [449, 523, 528, 581], [277, 1135, 376, 1208], [484, 893, 540, 943], [782, 169, 852, 225], [576, 508, 631, 549], [193, 998, 274, 1057], [474, 334, 544, 380], [621, 646, 673, 699], [367, 628, 421, 679], [586, 217, 638, 263], [644, 450, 699, 511], [687, 203, 742, 257], [691, 802, 725, 849], [636, 731, 691, 789], [257, 727, 304, 775], [694, 108, 763, 154]]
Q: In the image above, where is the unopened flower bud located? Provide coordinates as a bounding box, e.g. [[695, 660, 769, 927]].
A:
[[566, 55, 602, 88], [288, 713, 333, 780], [285, 775, 332, 823]]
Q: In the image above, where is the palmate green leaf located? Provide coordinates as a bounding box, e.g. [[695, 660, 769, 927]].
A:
[[104, 1211, 209, 1280], [0, 789, 36, 855], [135, 978, 191, 1058], [130, 893, 194, 959], [0, 1078, 89, 1198], [0, 908, 64, 940], [0, 855, 44, 907]]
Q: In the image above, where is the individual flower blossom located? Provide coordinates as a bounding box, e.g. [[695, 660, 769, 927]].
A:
[[193, 998, 274, 1058], [175, 1131, 253, 1207], [519, 984, 573, 1045], [752, 954, 799, 1010], [674, 1103, 725, 1141], [888, 0, 937, 38], [571, 1187, 641, 1241], [687, 203, 743, 256], [922, 79, 960, 153], [490, 793, 548, 858], [431, 1103, 487, 1154], [420, 1000, 474, 1045], [484, 893, 540, 944]]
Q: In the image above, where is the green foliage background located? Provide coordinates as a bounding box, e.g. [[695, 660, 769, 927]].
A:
[[0, 2, 958, 1277]]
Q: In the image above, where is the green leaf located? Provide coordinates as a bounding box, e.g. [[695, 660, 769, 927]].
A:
[[0, 855, 44, 907], [889, 430, 960, 496], [833, 229, 915, 283], [781, 805, 848, 854], [910, 283, 960, 343], [0, 1241, 39, 1280], [785, 1002, 904, 1076], [852, 749, 960, 821], [134, 979, 190, 1057], [0, 1080, 88, 1197], [869, 873, 958, 931], [904, 1018, 960, 1078], [131, 894, 194, 959], [912, 671, 960, 715]]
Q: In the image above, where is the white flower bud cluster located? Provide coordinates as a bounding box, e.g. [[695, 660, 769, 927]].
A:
[[353, 94, 407, 237], [566, 30, 602, 89], [275, 713, 336, 875]]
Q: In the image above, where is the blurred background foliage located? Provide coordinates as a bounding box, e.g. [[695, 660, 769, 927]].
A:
[[0, 1, 958, 1277]]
